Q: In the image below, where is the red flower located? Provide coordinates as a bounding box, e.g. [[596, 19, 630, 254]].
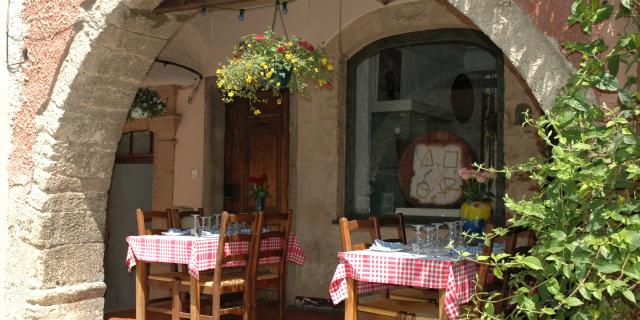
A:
[[298, 41, 314, 51], [276, 47, 285, 53], [256, 34, 265, 40], [323, 81, 333, 89], [256, 177, 265, 186], [248, 176, 257, 183]]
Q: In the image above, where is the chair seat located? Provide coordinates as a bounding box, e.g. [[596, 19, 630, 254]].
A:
[[148, 271, 184, 282], [256, 270, 279, 281], [389, 287, 438, 302], [357, 298, 438, 318], [178, 269, 246, 288]]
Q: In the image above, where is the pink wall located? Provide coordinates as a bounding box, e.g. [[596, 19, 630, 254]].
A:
[[10, 0, 82, 181]]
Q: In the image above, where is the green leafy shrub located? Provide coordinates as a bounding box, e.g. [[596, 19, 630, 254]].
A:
[[466, 1, 640, 319], [127, 87, 167, 120]]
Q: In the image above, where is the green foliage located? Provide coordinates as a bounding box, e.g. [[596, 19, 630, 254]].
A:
[[127, 87, 167, 120], [466, 1, 640, 319], [216, 29, 333, 114]]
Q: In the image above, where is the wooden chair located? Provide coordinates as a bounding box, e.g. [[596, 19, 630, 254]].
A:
[[253, 210, 292, 320], [135, 208, 182, 319], [178, 211, 259, 320], [372, 212, 407, 244], [169, 208, 205, 229], [338, 217, 439, 320], [371, 213, 439, 304]]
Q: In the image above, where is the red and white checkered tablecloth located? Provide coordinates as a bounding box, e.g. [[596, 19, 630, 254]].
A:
[[126, 234, 304, 279], [329, 250, 476, 319]]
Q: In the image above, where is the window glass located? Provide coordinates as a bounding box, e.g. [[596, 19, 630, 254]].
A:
[[116, 133, 131, 157], [132, 131, 152, 155], [347, 42, 499, 217]]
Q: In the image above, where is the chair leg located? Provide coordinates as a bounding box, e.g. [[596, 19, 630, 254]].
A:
[[172, 281, 180, 320], [279, 278, 285, 320], [212, 289, 220, 320]]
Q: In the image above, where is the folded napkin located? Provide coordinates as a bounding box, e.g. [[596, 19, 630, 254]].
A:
[[371, 239, 404, 250]]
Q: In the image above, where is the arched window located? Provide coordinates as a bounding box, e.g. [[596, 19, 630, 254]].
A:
[[345, 29, 505, 221], [115, 130, 154, 163]]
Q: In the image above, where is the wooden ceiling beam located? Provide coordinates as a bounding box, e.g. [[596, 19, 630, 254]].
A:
[[154, 0, 274, 14]]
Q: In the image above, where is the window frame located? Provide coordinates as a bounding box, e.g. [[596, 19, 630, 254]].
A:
[[344, 29, 505, 224], [115, 130, 154, 164]]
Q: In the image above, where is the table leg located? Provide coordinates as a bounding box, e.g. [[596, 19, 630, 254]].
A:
[[438, 289, 448, 320], [135, 261, 147, 320], [190, 275, 200, 320]]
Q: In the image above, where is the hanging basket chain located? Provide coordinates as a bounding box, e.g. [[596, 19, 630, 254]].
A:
[[271, 0, 289, 39]]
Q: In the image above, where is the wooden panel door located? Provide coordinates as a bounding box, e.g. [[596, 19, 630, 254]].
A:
[[223, 92, 289, 212]]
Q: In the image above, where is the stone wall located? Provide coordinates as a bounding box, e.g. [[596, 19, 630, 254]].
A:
[[3, 0, 188, 318]]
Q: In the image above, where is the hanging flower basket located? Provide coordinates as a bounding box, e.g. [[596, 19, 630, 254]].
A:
[[216, 29, 334, 114], [127, 87, 167, 120]]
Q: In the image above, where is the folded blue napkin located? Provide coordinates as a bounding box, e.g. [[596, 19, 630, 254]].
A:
[[372, 239, 404, 250]]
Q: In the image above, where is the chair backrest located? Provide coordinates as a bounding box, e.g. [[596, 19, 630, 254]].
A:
[[169, 208, 205, 229], [253, 211, 292, 280], [136, 208, 171, 236], [213, 211, 260, 289], [371, 212, 407, 244], [476, 223, 496, 292], [338, 217, 378, 251]]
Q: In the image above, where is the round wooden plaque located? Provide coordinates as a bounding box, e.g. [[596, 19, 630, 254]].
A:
[[398, 131, 475, 207]]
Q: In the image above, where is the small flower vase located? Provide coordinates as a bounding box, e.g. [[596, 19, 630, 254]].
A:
[[256, 197, 265, 212], [460, 201, 492, 235]]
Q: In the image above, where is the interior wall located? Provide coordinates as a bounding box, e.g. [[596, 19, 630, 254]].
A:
[[172, 86, 205, 209]]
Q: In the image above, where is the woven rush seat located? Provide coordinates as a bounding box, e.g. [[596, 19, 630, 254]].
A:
[[389, 287, 439, 303]]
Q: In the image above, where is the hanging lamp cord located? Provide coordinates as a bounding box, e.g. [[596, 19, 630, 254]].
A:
[[271, 0, 289, 39]]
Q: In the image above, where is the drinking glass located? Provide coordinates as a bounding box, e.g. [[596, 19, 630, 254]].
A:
[[213, 213, 222, 231], [410, 224, 424, 254], [423, 226, 436, 256], [432, 222, 444, 257], [191, 214, 201, 236], [202, 216, 212, 232]]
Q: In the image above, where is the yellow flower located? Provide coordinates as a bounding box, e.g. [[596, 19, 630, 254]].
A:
[[314, 67, 319, 73], [228, 91, 235, 97], [261, 63, 268, 70], [327, 63, 334, 71], [216, 68, 223, 75], [247, 44, 252, 48], [285, 53, 293, 60], [291, 58, 298, 64], [321, 57, 328, 65], [277, 98, 282, 105], [245, 74, 253, 84], [287, 41, 293, 47], [253, 109, 262, 116], [276, 82, 281, 87], [318, 79, 326, 86], [266, 69, 273, 78]]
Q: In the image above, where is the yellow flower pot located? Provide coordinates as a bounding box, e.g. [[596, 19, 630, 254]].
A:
[[460, 201, 492, 220]]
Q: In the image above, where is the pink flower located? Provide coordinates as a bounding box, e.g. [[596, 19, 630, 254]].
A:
[[458, 168, 474, 181], [256, 34, 265, 40], [276, 47, 285, 53], [323, 81, 333, 89], [475, 170, 495, 183]]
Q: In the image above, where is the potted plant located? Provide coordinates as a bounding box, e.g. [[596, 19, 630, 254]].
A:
[[458, 168, 495, 233], [216, 29, 334, 115], [127, 87, 167, 120], [248, 174, 269, 211]]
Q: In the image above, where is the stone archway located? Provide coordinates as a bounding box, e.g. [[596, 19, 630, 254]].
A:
[[3, 0, 573, 318]]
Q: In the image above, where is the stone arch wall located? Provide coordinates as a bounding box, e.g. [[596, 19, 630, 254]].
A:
[[3, 0, 575, 318], [4, 1, 189, 318]]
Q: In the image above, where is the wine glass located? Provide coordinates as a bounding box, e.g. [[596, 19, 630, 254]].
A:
[[423, 225, 436, 257], [191, 214, 201, 236], [410, 224, 424, 254], [432, 222, 444, 257], [445, 221, 457, 255]]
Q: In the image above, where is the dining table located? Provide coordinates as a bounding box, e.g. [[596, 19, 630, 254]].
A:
[[126, 233, 305, 320], [329, 248, 478, 320]]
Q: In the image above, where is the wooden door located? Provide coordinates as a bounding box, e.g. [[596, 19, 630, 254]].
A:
[[223, 92, 289, 213]]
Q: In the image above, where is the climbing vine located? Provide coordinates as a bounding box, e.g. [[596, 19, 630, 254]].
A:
[[465, 1, 640, 319]]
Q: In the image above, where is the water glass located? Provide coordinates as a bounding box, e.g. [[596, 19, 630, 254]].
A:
[[410, 224, 424, 254], [202, 216, 212, 232], [423, 226, 436, 256], [191, 214, 201, 236]]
